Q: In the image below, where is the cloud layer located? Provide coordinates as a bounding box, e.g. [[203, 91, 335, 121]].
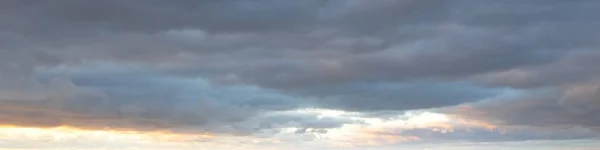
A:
[[1, 0, 600, 149]]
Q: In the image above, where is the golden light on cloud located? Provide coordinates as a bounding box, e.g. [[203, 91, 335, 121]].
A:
[[310, 110, 501, 148], [447, 105, 498, 130], [0, 125, 215, 150], [0, 109, 503, 150], [317, 111, 454, 147], [0, 125, 213, 142]]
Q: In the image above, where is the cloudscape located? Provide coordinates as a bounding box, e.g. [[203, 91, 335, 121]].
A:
[[1, 0, 600, 149]]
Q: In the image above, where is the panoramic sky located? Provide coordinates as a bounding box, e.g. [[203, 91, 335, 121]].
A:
[[1, 0, 600, 150]]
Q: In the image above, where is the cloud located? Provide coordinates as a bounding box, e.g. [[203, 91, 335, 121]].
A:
[[445, 80, 600, 130], [297, 81, 504, 111], [1, 0, 600, 148], [472, 50, 600, 88], [3, 0, 598, 85], [0, 63, 309, 135]]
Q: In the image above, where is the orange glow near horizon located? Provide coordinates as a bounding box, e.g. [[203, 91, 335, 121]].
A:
[[0, 109, 502, 149], [0, 125, 214, 143]]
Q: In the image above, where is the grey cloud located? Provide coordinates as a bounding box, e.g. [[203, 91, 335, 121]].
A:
[[0, 64, 306, 135], [3, 0, 598, 85], [0, 0, 322, 34], [154, 0, 599, 92], [445, 81, 600, 130], [4, 0, 596, 74], [298, 81, 503, 111], [457, 51, 600, 132], [1, 0, 600, 139], [473, 50, 600, 89]]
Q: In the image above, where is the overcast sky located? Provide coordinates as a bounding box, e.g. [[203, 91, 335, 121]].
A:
[[1, 0, 600, 149]]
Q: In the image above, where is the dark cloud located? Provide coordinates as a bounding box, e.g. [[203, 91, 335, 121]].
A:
[[0, 64, 309, 135], [0, 0, 322, 34], [473, 50, 600, 89], [445, 81, 600, 130], [0, 0, 600, 139], [298, 81, 502, 111], [3, 0, 597, 82]]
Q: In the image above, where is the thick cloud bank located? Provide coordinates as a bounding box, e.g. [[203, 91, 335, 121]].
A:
[[1, 0, 600, 149]]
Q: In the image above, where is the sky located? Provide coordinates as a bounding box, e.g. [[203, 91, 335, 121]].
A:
[[1, 0, 600, 150]]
